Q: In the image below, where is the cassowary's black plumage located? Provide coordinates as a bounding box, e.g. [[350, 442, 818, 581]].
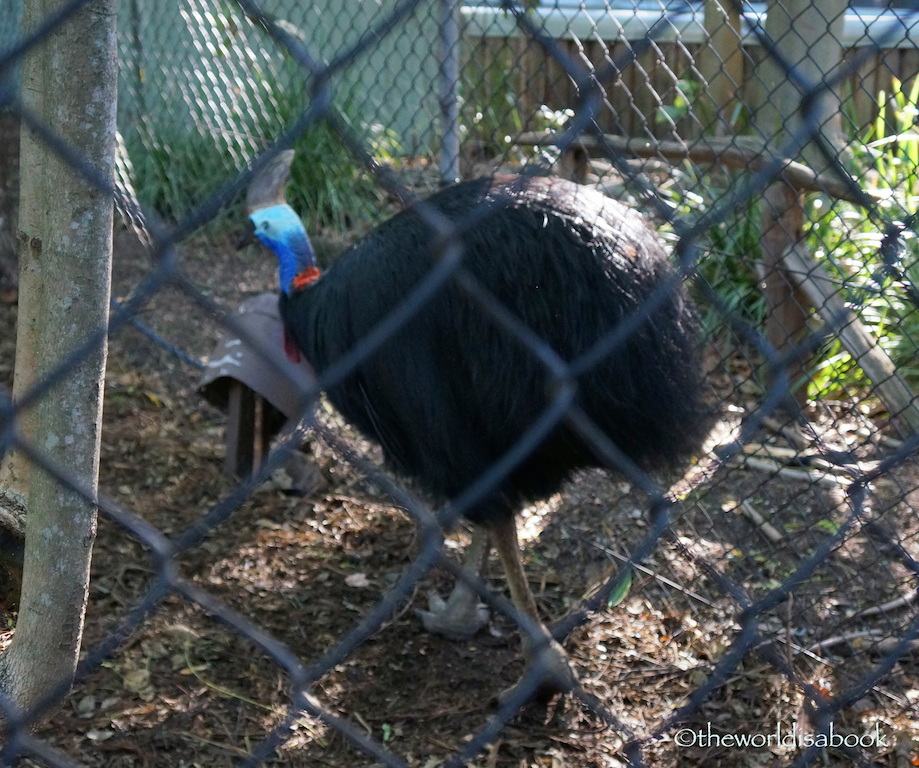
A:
[[249, 165, 710, 702], [278, 175, 708, 524]]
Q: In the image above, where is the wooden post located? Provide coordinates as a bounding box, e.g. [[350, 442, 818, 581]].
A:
[[224, 381, 277, 478], [225, 382, 254, 477], [751, 0, 848, 415], [758, 181, 812, 412], [220, 381, 320, 490]]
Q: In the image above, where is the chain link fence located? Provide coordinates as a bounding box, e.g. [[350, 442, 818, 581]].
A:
[[1, 0, 919, 766]]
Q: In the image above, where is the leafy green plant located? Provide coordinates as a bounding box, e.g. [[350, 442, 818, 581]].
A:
[[697, 196, 766, 334], [805, 75, 919, 399], [652, 164, 765, 341], [460, 40, 575, 168], [656, 78, 702, 126], [657, 76, 749, 135]]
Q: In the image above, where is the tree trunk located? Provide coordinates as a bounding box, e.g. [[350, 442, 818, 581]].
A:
[[0, 0, 116, 723], [0, 1, 23, 305], [0, 116, 19, 303]]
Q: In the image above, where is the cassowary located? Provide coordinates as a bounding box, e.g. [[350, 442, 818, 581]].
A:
[[246, 151, 710, 703]]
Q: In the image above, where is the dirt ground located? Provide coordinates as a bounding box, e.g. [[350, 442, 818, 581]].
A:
[[1, 223, 918, 768]]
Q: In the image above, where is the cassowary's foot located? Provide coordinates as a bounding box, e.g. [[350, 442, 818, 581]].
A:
[[416, 584, 489, 640], [416, 526, 491, 640], [270, 450, 328, 496], [497, 635, 579, 707]]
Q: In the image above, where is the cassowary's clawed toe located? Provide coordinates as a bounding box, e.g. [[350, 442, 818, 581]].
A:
[[416, 587, 490, 640], [496, 633, 579, 708]]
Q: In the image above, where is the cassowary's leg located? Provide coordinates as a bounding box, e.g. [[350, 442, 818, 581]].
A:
[[490, 516, 578, 703], [416, 526, 490, 640]]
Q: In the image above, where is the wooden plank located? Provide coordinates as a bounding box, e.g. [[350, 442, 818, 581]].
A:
[[782, 244, 919, 436], [737, 44, 764, 118], [633, 44, 660, 138], [697, 0, 743, 136], [225, 380, 256, 478], [843, 47, 882, 136], [608, 39, 635, 135]]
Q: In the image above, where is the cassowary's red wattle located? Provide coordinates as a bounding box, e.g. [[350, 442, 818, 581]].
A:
[[292, 265, 322, 291], [282, 263, 321, 363], [282, 329, 301, 364]]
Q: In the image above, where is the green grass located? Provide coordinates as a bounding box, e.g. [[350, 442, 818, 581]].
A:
[[696, 195, 766, 337], [123, 126, 237, 228], [122, 82, 398, 239], [286, 115, 399, 237], [654, 167, 766, 343]]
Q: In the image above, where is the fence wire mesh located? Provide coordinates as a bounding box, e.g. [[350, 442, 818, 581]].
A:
[[1, 0, 919, 766]]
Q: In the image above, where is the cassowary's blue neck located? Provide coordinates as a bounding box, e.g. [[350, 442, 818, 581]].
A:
[[249, 203, 320, 295]]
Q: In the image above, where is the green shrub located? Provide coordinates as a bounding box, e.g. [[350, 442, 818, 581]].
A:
[[806, 75, 919, 398]]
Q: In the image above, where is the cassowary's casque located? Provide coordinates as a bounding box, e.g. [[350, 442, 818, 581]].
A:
[[247, 150, 711, 703]]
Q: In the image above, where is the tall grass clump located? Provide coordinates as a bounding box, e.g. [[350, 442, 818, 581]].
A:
[[125, 94, 399, 237], [122, 124, 237, 227], [122, 79, 400, 238], [286, 113, 400, 237]]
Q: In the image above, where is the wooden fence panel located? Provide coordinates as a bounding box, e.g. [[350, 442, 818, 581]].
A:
[[463, 37, 915, 144]]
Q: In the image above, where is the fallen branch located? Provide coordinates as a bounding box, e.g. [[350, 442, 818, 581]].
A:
[[740, 500, 785, 544], [0, 486, 25, 602], [0, 489, 25, 539], [808, 629, 919, 655], [807, 629, 884, 653], [853, 590, 918, 619], [741, 443, 880, 475], [734, 455, 847, 488]]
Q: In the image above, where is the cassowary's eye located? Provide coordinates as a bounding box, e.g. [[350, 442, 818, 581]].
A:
[[261, 221, 269, 231]]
